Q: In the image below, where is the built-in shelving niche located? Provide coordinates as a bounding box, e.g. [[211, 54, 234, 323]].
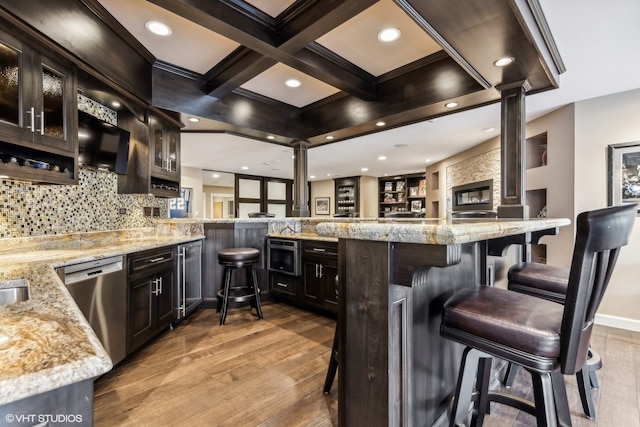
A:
[[526, 132, 548, 170], [526, 188, 547, 263]]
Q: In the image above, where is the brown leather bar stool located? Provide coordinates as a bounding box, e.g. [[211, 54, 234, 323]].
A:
[[216, 247, 263, 326], [323, 275, 339, 394], [440, 204, 635, 427], [504, 261, 602, 418]]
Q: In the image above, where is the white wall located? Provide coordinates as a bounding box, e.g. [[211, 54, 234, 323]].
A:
[[180, 166, 203, 218], [573, 89, 640, 328], [310, 179, 335, 217]]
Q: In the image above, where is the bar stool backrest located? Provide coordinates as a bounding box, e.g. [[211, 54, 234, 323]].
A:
[[560, 203, 636, 374]]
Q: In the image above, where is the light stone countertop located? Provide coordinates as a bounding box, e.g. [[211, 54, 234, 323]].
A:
[[316, 217, 571, 244], [0, 228, 204, 406]]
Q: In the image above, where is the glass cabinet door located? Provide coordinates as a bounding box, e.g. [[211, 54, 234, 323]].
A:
[[40, 65, 65, 140], [154, 127, 164, 169], [167, 130, 179, 173], [0, 35, 34, 144]]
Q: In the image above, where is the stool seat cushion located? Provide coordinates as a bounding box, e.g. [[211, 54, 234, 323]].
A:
[[442, 286, 564, 358], [508, 262, 569, 304], [218, 247, 260, 263]]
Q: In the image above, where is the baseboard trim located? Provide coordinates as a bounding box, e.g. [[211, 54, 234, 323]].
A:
[[595, 313, 640, 332]]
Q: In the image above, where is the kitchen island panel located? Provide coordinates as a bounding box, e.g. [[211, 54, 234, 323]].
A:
[[339, 239, 484, 426]]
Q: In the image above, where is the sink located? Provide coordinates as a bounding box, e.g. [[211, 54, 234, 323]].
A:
[[0, 279, 30, 306]]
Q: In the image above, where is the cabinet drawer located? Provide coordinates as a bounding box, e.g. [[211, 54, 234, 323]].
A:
[[303, 241, 338, 257], [129, 248, 175, 275], [271, 274, 298, 296]]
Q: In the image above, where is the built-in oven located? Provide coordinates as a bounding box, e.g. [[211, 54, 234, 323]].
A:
[[267, 238, 300, 276]]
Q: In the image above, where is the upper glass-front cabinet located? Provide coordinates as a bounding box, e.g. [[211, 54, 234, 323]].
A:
[[0, 29, 75, 154], [150, 114, 180, 180]]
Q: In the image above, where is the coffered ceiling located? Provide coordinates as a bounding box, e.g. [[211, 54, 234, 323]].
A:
[[87, 0, 639, 182]]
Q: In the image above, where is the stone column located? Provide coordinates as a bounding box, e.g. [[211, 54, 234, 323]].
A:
[[291, 140, 310, 217], [496, 80, 531, 219]]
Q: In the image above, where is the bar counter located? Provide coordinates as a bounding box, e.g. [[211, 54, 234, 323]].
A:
[[315, 217, 570, 426]]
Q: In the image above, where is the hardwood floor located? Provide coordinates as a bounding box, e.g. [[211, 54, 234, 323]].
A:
[[94, 302, 640, 426]]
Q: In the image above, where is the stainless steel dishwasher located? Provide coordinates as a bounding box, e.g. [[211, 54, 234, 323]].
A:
[[58, 255, 127, 366]]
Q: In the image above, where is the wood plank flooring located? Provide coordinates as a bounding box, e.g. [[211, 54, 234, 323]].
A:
[[94, 302, 640, 426]]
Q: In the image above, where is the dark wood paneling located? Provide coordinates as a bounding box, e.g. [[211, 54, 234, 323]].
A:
[[339, 239, 484, 426], [202, 222, 269, 305], [340, 239, 389, 427]]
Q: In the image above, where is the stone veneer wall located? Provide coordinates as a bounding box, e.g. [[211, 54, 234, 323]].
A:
[[0, 169, 168, 238], [446, 148, 501, 210]]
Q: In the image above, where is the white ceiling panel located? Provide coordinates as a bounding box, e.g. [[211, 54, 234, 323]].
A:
[[316, 0, 442, 77], [97, 0, 239, 74], [243, 0, 297, 18], [240, 62, 341, 107]]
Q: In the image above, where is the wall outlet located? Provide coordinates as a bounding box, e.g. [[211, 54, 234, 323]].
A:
[[118, 208, 127, 215]]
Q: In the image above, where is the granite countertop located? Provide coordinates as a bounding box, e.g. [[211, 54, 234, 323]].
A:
[[316, 217, 571, 245], [0, 228, 204, 406]]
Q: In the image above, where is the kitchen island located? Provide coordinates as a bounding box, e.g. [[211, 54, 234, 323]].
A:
[[315, 217, 570, 427]]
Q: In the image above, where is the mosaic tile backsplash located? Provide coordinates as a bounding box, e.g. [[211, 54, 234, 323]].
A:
[[0, 169, 168, 238]]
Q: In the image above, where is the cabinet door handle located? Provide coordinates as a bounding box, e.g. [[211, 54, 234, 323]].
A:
[[27, 107, 35, 133], [315, 263, 319, 278], [312, 248, 326, 252], [275, 282, 287, 288], [152, 278, 159, 295], [159, 277, 163, 294], [319, 264, 323, 278], [149, 257, 165, 263], [39, 111, 44, 135]]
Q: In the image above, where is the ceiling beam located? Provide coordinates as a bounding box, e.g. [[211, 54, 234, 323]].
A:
[[148, 0, 377, 100]]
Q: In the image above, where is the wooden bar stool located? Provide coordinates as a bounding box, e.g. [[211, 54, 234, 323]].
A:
[[504, 262, 602, 418], [216, 247, 263, 326], [440, 204, 636, 426]]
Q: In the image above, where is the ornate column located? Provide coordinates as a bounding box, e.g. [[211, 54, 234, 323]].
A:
[[291, 140, 310, 217], [496, 80, 531, 219]]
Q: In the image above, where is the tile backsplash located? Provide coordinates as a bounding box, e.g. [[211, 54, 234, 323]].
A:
[[0, 169, 168, 238]]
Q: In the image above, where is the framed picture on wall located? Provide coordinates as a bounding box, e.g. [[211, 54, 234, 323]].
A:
[[315, 197, 330, 215], [608, 141, 640, 215]]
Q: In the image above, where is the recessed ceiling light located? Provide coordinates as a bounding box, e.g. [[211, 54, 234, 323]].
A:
[[376, 121, 386, 127], [378, 27, 401, 42], [111, 101, 121, 108], [326, 173, 332, 177], [188, 117, 200, 122], [445, 102, 458, 108], [267, 135, 275, 140], [493, 56, 514, 67], [394, 143, 408, 148], [326, 135, 334, 140], [425, 158, 431, 163], [145, 20, 172, 36], [482, 127, 495, 132], [361, 167, 368, 172], [310, 175, 316, 179], [285, 78, 301, 88], [428, 118, 438, 123], [241, 166, 249, 170], [212, 174, 220, 178], [263, 161, 272, 165], [378, 155, 387, 160]]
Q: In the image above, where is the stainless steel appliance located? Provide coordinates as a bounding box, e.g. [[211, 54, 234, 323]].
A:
[[58, 256, 127, 365], [267, 238, 300, 276], [176, 240, 202, 320]]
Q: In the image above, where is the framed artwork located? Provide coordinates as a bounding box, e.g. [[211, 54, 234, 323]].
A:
[[315, 197, 330, 215], [169, 187, 192, 218], [608, 141, 640, 214]]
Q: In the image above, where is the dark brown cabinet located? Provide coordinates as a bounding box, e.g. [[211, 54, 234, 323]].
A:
[[117, 108, 182, 198], [303, 241, 338, 312], [0, 27, 77, 184], [148, 113, 181, 198], [127, 247, 176, 354]]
